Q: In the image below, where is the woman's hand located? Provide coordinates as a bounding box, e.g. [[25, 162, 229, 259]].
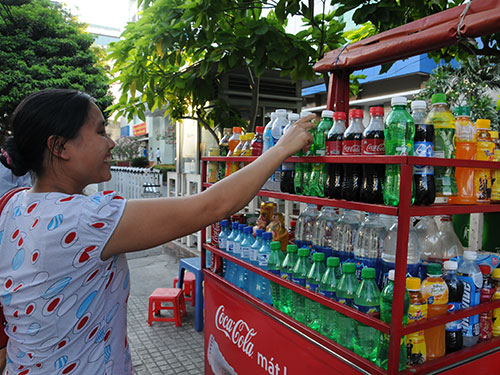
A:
[[274, 114, 318, 157]]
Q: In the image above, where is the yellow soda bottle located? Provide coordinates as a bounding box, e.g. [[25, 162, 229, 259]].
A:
[[406, 277, 427, 365], [490, 131, 500, 203], [475, 119, 494, 203]]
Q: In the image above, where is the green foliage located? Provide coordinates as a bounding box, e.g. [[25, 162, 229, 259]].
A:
[[416, 56, 500, 128], [0, 0, 113, 141], [152, 163, 176, 179], [131, 156, 149, 168], [111, 135, 144, 161]]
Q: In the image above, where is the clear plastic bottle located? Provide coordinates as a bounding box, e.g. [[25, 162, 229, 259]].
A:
[[313, 206, 339, 261], [458, 250, 482, 347], [232, 224, 247, 288], [255, 232, 273, 305], [438, 215, 464, 261], [279, 244, 298, 315], [263, 112, 277, 154], [268, 241, 284, 309], [414, 216, 442, 275], [353, 267, 380, 362], [319, 256, 340, 340], [218, 219, 231, 276], [247, 229, 264, 296], [336, 262, 359, 350], [336, 209, 361, 264], [295, 204, 319, 250], [443, 260, 463, 353], [291, 248, 311, 323], [239, 226, 255, 293], [406, 277, 427, 365], [305, 252, 326, 331], [225, 222, 240, 283], [271, 109, 288, 182]]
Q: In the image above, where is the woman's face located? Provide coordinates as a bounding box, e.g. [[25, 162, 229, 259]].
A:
[[63, 103, 115, 188]]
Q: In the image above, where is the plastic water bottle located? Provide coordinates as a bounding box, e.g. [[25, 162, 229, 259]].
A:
[[240, 226, 255, 292], [439, 215, 464, 261], [336, 262, 359, 350], [218, 219, 230, 276], [263, 112, 277, 154], [268, 241, 284, 309], [305, 252, 326, 331], [353, 212, 387, 285], [295, 204, 319, 249], [279, 244, 298, 315], [291, 248, 311, 323], [443, 260, 463, 353], [458, 250, 482, 347], [312, 206, 338, 261], [336, 209, 361, 263], [232, 224, 247, 288], [383, 96, 415, 206], [271, 109, 288, 182], [247, 229, 264, 295], [225, 222, 240, 283], [414, 216, 442, 276], [256, 232, 273, 305], [353, 267, 380, 363], [319, 257, 340, 340], [381, 219, 421, 288], [377, 270, 409, 371]]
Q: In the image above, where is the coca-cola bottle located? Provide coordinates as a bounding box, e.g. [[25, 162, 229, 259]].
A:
[[360, 106, 385, 203], [325, 111, 346, 199], [341, 109, 363, 201]]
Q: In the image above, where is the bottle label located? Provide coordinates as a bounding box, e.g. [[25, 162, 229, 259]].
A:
[[414, 141, 435, 175], [292, 276, 306, 287], [342, 140, 361, 155], [233, 242, 241, 256], [408, 302, 427, 323], [362, 138, 385, 155], [319, 290, 336, 300], [422, 281, 448, 305], [258, 253, 270, 267], [250, 248, 258, 262], [477, 141, 495, 161], [281, 271, 293, 281], [219, 237, 227, 251], [337, 297, 353, 307], [353, 303, 379, 315], [241, 245, 251, 259], [354, 257, 380, 285], [459, 273, 481, 337], [434, 128, 455, 158], [446, 302, 462, 331], [268, 269, 280, 277], [227, 241, 234, 254], [326, 140, 342, 155], [306, 282, 320, 293]]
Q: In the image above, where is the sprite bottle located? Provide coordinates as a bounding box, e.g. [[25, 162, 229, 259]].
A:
[[291, 248, 311, 323], [305, 252, 326, 331], [268, 241, 284, 310], [279, 244, 298, 315], [336, 262, 359, 350], [319, 257, 340, 340]]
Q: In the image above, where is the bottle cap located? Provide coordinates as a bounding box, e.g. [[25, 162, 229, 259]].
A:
[[232, 222, 239, 229], [298, 248, 310, 257], [411, 100, 426, 111], [321, 110, 334, 119], [476, 119, 491, 129], [427, 263, 442, 276], [369, 106, 384, 116], [312, 252, 325, 262], [361, 267, 376, 279], [289, 113, 300, 121], [232, 126, 242, 132], [289, 220, 296, 227], [391, 96, 407, 106], [256, 229, 264, 237], [262, 232, 273, 240], [406, 277, 421, 291], [255, 126, 264, 133], [463, 250, 478, 261], [455, 105, 471, 116], [270, 241, 281, 250], [238, 224, 247, 231], [244, 226, 253, 234], [388, 269, 395, 281], [349, 109, 364, 118], [286, 244, 298, 253], [342, 262, 356, 273], [246, 132, 255, 139], [431, 93, 447, 104], [479, 264, 491, 275], [490, 131, 499, 139], [327, 257, 340, 267], [333, 111, 346, 120], [300, 110, 313, 118], [492, 268, 500, 280], [443, 260, 458, 270]]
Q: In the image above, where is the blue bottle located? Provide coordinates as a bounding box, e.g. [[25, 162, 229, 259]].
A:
[[247, 229, 264, 297], [239, 226, 255, 292], [255, 232, 273, 304], [232, 224, 247, 288], [225, 222, 240, 283], [218, 219, 231, 277]]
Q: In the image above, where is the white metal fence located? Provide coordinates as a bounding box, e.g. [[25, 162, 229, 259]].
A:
[[100, 167, 163, 199]]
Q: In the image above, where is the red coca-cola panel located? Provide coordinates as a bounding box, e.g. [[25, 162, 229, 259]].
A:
[[204, 273, 359, 375], [362, 139, 385, 155], [211, 222, 221, 246], [342, 139, 361, 155]]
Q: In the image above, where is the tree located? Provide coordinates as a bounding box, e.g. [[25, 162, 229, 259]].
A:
[[0, 0, 113, 140], [109, 0, 346, 140]]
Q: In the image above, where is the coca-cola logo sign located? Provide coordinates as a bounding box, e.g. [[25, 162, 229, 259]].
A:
[[342, 141, 361, 155], [215, 305, 257, 357], [362, 140, 385, 155]]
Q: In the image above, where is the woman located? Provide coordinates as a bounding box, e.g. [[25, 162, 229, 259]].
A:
[[0, 89, 315, 374]]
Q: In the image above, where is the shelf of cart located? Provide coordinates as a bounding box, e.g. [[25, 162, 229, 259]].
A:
[[203, 243, 391, 334], [409, 203, 500, 216], [202, 155, 407, 164], [407, 156, 500, 169]]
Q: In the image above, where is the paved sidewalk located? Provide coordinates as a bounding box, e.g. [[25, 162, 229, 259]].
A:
[[126, 245, 204, 374]]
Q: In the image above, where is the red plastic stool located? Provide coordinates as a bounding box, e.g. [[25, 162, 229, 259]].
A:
[[148, 288, 186, 327], [173, 271, 196, 306]]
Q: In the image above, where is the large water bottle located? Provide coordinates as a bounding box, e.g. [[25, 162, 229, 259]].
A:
[[255, 232, 273, 305], [231, 224, 247, 287], [414, 216, 443, 276], [246, 229, 264, 295], [458, 250, 482, 347], [295, 204, 319, 249], [336, 209, 361, 263], [225, 222, 240, 283], [319, 256, 340, 340], [271, 109, 288, 182], [381, 218, 421, 288], [353, 212, 387, 286], [312, 206, 339, 261], [218, 219, 231, 276], [305, 252, 326, 331], [239, 226, 255, 292], [291, 248, 311, 323], [438, 215, 464, 261], [262, 112, 277, 154], [279, 244, 298, 315]]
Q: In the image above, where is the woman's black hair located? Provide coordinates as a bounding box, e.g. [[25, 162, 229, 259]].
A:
[[1, 89, 95, 176]]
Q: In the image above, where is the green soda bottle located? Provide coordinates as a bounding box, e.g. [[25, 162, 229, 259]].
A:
[[279, 244, 298, 315], [308, 163, 326, 197], [319, 257, 340, 340], [376, 269, 410, 371], [302, 163, 312, 196], [353, 267, 381, 363], [383, 96, 416, 206], [314, 110, 334, 156], [305, 252, 326, 331], [291, 248, 311, 323], [268, 241, 284, 310], [294, 162, 304, 195], [336, 262, 359, 350]]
